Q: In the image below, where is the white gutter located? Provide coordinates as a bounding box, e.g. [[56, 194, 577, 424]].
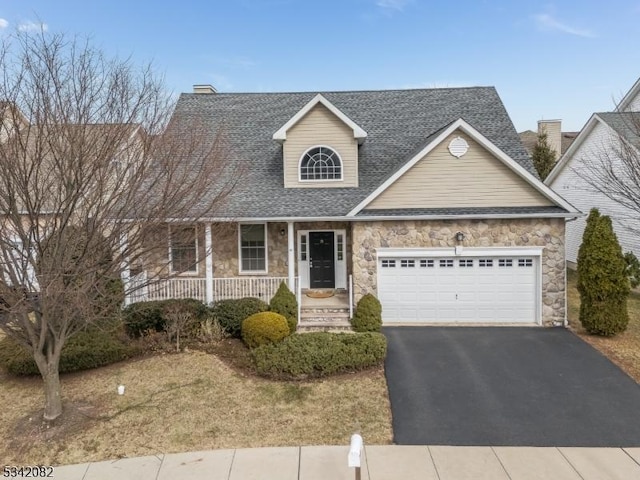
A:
[[156, 212, 581, 224]]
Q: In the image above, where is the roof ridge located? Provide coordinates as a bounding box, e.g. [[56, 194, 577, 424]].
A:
[[181, 86, 494, 96]]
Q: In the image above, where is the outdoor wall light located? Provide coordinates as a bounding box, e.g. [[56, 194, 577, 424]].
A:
[[455, 231, 465, 242], [280, 228, 286, 236]]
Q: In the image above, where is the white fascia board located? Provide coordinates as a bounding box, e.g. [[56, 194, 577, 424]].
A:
[[272, 94, 367, 144], [376, 246, 544, 258], [347, 118, 579, 216], [616, 77, 640, 112], [159, 211, 581, 224], [545, 114, 600, 185], [345, 212, 581, 221]]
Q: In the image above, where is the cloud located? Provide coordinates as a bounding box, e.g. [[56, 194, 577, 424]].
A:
[[376, 0, 411, 12], [0, 19, 8, 29], [533, 13, 595, 38], [18, 21, 48, 32]]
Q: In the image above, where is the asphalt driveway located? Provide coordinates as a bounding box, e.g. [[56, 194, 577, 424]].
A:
[[384, 327, 640, 446]]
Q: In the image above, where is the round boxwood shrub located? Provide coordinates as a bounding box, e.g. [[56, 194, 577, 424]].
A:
[[212, 297, 268, 338], [241, 311, 290, 349], [0, 321, 139, 376], [252, 332, 387, 379], [351, 294, 382, 332], [269, 281, 298, 333]]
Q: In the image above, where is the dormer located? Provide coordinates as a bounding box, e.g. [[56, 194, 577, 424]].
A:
[[273, 94, 366, 188]]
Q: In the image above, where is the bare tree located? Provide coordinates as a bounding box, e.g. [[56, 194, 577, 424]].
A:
[[0, 31, 239, 421], [577, 112, 640, 228]]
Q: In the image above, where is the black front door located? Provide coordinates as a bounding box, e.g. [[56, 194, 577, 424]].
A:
[[309, 231, 335, 288]]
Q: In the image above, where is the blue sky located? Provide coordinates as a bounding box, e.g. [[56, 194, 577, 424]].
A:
[[1, 0, 639, 132]]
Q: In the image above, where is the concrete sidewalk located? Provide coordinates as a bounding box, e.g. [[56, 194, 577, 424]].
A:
[[53, 445, 640, 479]]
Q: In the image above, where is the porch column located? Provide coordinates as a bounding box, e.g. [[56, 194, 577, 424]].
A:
[[119, 232, 131, 306], [205, 223, 214, 304], [287, 221, 295, 290]]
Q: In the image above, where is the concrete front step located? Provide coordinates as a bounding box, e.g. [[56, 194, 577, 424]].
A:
[[297, 321, 353, 332], [300, 307, 349, 315], [299, 305, 351, 331], [300, 311, 350, 319]]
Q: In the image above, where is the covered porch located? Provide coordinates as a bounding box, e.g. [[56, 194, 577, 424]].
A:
[[123, 220, 355, 327]]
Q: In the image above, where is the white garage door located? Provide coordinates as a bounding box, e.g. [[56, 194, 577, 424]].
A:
[[377, 254, 539, 324]]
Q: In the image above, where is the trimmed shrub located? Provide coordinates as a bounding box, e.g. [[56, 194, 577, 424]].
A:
[[0, 322, 138, 376], [351, 294, 382, 332], [211, 297, 268, 338], [252, 332, 387, 378], [577, 209, 630, 336], [123, 298, 209, 339], [123, 300, 166, 337], [625, 252, 640, 289], [269, 281, 298, 333], [241, 311, 290, 349]]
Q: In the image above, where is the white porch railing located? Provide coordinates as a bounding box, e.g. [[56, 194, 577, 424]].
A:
[[127, 273, 298, 305], [212, 276, 292, 302], [348, 274, 354, 319]]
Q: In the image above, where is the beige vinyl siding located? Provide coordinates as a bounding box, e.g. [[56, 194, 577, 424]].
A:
[[368, 131, 553, 209], [283, 104, 358, 188]]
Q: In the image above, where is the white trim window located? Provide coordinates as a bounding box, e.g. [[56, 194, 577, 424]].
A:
[[299, 146, 342, 181], [169, 225, 198, 274], [239, 223, 268, 273]]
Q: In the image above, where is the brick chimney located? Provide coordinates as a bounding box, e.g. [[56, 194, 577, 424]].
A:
[[193, 84, 217, 94], [537, 120, 561, 160]]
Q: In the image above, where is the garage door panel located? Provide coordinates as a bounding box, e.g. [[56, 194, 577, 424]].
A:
[[378, 254, 538, 324]]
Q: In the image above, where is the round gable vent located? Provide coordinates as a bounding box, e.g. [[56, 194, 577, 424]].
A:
[[448, 136, 469, 158]]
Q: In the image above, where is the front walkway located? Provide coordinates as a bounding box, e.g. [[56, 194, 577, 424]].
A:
[[53, 445, 640, 479]]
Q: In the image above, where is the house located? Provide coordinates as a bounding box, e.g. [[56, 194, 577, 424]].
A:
[[131, 85, 579, 327], [0, 111, 148, 292], [519, 120, 579, 161], [545, 78, 640, 266]]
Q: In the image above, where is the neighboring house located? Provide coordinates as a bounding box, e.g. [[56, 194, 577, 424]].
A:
[[0, 115, 147, 291], [132, 85, 578, 328], [519, 120, 579, 161], [545, 78, 640, 265]]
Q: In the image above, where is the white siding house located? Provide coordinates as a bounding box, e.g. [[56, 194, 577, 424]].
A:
[[546, 78, 640, 264]]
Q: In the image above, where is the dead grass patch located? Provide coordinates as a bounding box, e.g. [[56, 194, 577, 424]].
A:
[[567, 268, 640, 382], [0, 342, 392, 466]]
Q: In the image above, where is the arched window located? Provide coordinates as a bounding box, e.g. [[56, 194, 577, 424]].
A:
[[299, 146, 342, 181]]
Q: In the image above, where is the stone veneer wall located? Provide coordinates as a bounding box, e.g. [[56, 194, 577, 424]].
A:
[[210, 222, 288, 278], [351, 218, 566, 326], [211, 221, 351, 279]]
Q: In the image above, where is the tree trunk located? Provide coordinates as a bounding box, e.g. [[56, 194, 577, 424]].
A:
[[42, 364, 63, 421], [35, 353, 63, 421]]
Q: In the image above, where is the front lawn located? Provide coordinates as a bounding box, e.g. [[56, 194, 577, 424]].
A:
[[567, 269, 640, 382], [0, 340, 392, 466]]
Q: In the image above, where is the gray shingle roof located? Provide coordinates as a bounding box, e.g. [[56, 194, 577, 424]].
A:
[[168, 87, 537, 218], [597, 112, 640, 150]]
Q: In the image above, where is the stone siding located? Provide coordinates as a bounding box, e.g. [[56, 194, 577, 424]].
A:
[[351, 219, 566, 326], [211, 221, 351, 279]]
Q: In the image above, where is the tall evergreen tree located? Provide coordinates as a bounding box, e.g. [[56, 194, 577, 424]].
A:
[[531, 129, 557, 180], [577, 208, 630, 335]]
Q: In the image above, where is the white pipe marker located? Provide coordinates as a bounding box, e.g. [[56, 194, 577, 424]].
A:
[[348, 434, 363, 468]]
